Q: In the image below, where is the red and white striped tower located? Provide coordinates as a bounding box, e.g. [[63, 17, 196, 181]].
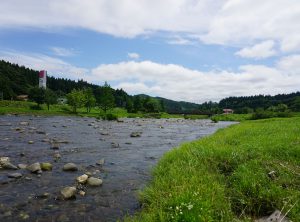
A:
[[39, 70, 47, 89]]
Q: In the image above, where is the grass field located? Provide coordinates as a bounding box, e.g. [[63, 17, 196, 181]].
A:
[[211, 114, 252, 122], [126, 117, 300, 221], [0, 100, 208, 119]]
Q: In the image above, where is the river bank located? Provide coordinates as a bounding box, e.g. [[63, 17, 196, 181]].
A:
[[126, 117, 300, 222]]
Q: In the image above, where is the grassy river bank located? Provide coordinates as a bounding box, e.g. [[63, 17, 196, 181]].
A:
[[126, 117, 300, 221]]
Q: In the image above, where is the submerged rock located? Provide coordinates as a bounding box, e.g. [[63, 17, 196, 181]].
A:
[[60, 186, 76, 200], [111, 142, 119, 148], [63, 163, 78, 171], [87, 177, 103, 186], [130, 132, 142, 137], [50, 143, 60, 150], [8, 173, 22, 179], [18, 164, 28, 169]]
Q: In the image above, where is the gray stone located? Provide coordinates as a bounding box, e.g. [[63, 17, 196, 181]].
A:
[[18, 164, 28, 169], [2, 162, 18, 170], [255, 210, 289, 222], [60, 186, 76, 199], [27, 162, 41, 173], [130, 132, 142, 137], [63, 163, 78, 171], [76, 174, 88, 184], [96, 158, 105, 166], [87, 177, 103, 186], [51, 143, 60, 150], [111, 142, 119, 148], [8, 173, 22, 178], [19, 121, 29, 126]]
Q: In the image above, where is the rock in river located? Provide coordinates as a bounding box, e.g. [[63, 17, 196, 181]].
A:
[[130, 132, 142, 137], [76, 174, 88, 184], [18, 164, 27, 169], [40, 162, 53, 171], [8, 173, 22, 179], [87, 177, 103, 186], [63, 163, 78, 171], [0, 157, 18, 170], [96, 158, 105, 166], [27, 162, 41, 173], [61, 186, 76, 199]]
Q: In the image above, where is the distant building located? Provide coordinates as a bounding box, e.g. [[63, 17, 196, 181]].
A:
[[223, 109, 234, 114], [39, 70, 47, 88], [16, 95, 28, 101]]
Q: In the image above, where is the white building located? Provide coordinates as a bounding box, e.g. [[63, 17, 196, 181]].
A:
[[39, 70, 47, 88]]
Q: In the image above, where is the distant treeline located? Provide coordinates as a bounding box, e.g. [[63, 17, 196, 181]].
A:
[[1, 59, 300, 114]]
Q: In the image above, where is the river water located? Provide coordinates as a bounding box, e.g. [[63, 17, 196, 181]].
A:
[[0, 115, 234, 222]]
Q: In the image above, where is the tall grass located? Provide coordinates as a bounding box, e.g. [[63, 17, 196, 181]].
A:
[[126, 117, 300, 221]]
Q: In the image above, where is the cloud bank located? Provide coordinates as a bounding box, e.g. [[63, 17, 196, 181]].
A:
[[0, 0, 300, 52]]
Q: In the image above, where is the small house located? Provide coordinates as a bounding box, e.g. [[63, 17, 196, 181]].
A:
[[16, 95, 28, 101], [223, 109, 234, 114]]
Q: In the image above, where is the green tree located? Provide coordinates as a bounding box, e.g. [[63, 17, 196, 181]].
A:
[[29, 87, 45, 107], [133, 96, 142, 112], [45, 89, 58, 110], [66, 89, 85, 113], [84, 88, 96, 113], [98, 82, 115, 113], [125, 97, 134, 113]]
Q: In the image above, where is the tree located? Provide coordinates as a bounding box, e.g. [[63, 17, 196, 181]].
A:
[[44, 89, 57, 110], [66, 89, 85, 113], [133, 96, 142, 112], [125, 97, 134, 113], [29, 87, 45, 107], [84, 88, 96, 113], [98, 82, 115, 113]]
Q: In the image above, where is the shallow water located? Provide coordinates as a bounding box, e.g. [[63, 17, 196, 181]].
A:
[[0, 115, 234, 222]]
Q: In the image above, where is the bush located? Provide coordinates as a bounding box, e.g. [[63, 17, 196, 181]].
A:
[[100, 113, 118, 120], [143, 113, 162, 119], [29, 105, 43, 110]]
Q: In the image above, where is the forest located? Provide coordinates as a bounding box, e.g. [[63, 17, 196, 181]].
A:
[[0, 59, 300, 114]]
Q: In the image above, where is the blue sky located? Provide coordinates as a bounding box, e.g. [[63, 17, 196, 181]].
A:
[[0, 0, 299, 103]]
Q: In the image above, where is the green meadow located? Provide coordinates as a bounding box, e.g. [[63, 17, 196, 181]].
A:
[[126, 117, 300, 221]]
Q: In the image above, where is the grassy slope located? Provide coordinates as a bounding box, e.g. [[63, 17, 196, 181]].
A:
[[126, 117, 300, 221]]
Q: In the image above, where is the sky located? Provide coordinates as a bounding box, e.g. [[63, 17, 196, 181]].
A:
[[0, 0, 300, 103]]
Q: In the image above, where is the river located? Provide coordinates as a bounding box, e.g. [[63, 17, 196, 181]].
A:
[[0, 115, 234, 222]]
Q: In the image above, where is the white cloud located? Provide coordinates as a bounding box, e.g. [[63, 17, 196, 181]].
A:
[[91, 60, 300, 103], [50, 47, 76, 57], [0, 51, 87, 79], [127, 52, 140, 60], [1, 51, 299, 103], [167, 36, 194, 45], [235, 40, 277, 59], [1, 1, 300, 52], [277, 54, 300, 75]]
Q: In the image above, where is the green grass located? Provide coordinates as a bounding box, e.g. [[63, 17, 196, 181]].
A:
[[125, 117, 300, 221], [184, 114, 209, 120], [211, 114, 252, 122]]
